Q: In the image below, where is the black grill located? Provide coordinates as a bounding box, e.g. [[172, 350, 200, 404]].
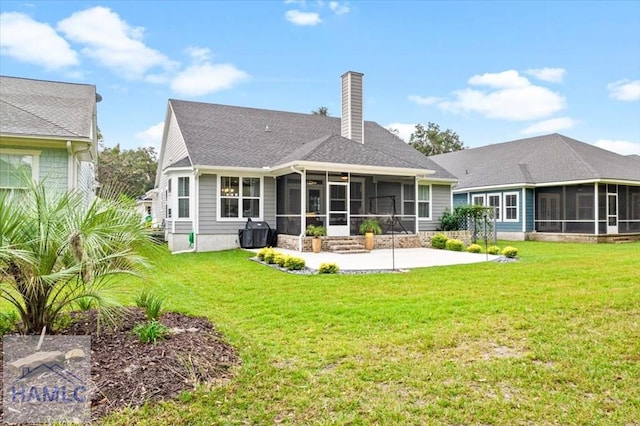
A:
[[238, 219, 277, 249]]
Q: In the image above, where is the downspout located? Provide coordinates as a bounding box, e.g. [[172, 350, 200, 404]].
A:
[[290, 165, 305, 251], [67, 141, 93, 191]]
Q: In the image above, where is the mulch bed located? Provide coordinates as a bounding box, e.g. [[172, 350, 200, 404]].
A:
[[1, 308, 240, 422]]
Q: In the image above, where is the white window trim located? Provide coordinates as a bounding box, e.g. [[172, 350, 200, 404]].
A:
[[176, 176, 191, 219], [0, 148, 40, 188], [167, 174, 192, 221], [488, 192, 502, 222], [504, 191, 520, 222], [417, 183, 432, 220], [472, 194, 486, 206], [217, 175, 264, 221], [401, 182, 415, 216]]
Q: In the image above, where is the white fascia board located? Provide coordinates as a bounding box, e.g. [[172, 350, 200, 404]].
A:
[[269, 160, 437, 177]]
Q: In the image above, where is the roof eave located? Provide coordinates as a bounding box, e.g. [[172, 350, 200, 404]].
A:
[[269, 160, 438, 177]]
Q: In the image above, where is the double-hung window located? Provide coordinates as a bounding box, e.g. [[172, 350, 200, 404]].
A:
[[0, 149, 40, 188], [219, 176, 262, 219], [504, 192, 519, 221], [488, 193, 501, 221], [417, 184, 431, 219], [177, 177, 190, 218]]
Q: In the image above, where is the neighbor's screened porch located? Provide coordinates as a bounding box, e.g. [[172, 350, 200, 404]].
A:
[[535, 183, 640, 234], [276, 171, 432, 237]]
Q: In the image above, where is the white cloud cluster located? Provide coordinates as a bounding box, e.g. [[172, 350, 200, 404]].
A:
[[526, 67, 566, 83], [438, 70, 566, 121], [521, 117, 578, 135], [385, 123, 416, 142], [57, 7, 175, 80], [284, 1, 349, 26], [285, 10, 322, 26], [410, 68, 578, 136], [595, 139, 640, 156], [0, 12, 78, 70], [135, 122, 165, 150], [607, 79, 640, 101], [0, 7, 249, 97]]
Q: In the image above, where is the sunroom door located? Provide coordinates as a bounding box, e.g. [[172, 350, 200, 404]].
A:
[[607, 193, 618, 234], [327, 182, 349, 236]]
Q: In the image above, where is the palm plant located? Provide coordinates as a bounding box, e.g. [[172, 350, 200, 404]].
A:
[[0, 180, 156, 334]]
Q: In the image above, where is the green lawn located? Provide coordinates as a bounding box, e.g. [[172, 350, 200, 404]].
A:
[[98, 241, 638, 424]]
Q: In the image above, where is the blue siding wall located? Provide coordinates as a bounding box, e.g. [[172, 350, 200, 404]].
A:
[[525, 188, 535, 231], [455, 188, 526, 232], [453, 193, 467, 207]]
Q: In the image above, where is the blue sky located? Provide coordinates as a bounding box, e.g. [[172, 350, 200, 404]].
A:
[[1, 1, 639, 155]]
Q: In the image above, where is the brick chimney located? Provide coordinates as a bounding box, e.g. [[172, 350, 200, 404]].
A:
[[341, 71, 364, 144]]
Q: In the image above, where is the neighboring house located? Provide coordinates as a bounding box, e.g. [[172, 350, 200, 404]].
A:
[[0, 75, 99, 201], [430, 133, 640, 241], [155, 71, 457, 252]]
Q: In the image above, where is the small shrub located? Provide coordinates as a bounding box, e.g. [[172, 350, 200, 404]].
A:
[[445, 238, 464, 252], [487, 245, 501, 255], [75, 297, 95, 311], [318, 262, 339, 274], [285, 256, 306, 270], [466, 244, 482, 253], [502, 246, 519, 258], [144, 295, 165, 321], [257, 247, 275, 261], [0, 311, 19, 336], [263, 248, 278, 264], [275, 253, 288, 267], [133, 320, 170, 344], [431, 233, 448, 249]]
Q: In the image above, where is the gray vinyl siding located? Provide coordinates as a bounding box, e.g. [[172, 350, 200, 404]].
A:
[[418, 184, 452, 231], [199, 173, 276, 234], [158, 108, 189, 226], [165, 219, 192, 234]]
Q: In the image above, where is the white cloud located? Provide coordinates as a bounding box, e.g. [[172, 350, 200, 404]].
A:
[[285, 9, 322, 26], [386, 123, 416, 142], [526, 67, 566, 83], [468, 70, 530, 89], [594, 139, 640, 155], [135, 122, 165, 150], [607, 79, 640, 101], [521, 117, 578, 135], [408, 95, 441, 105], [170, 63, 249, 96], [438, 70, 566, 121], [186, 46, 213, 64], [57, 6, 176, 80], [0, 12, 78, 70], [329, 2, 350, 15]]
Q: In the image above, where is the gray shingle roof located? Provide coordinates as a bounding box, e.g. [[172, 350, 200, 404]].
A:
[[430, 133, 640, 190], [0, 75, 96, 140], [168, 99, 456, 179]]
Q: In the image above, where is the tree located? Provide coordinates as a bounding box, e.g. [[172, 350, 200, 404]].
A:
[[312, 106, 329, 116], [0, 180, 156, 334], [98, 144, 158, 198], [408, 122, 465, 156]]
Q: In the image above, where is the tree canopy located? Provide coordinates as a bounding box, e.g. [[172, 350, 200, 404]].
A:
[[408, 122, 465, 156], [312, 106, 329, 116], [98, 144, 158, 199]]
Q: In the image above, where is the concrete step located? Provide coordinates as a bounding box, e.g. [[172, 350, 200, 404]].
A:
[[332, 249, 370, 254]]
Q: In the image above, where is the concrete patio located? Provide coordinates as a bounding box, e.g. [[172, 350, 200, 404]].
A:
[[251, 247, 501, 271]]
